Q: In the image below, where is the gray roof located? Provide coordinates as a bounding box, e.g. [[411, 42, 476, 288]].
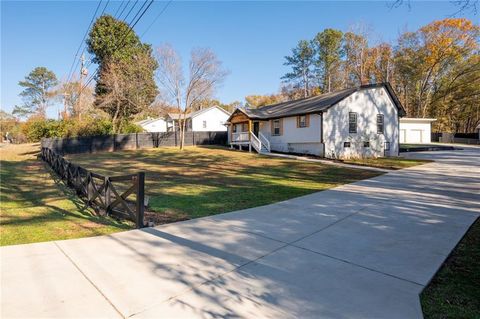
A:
[[136, 118, 157, 126], [167, 106, 231, 121], [233, 83, 405, 120]]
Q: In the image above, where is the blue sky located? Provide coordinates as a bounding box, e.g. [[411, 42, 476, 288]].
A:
[[1, 1, 477, 118]]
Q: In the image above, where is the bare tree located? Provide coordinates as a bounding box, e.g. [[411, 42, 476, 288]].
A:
[[389, 0, 478, 15], [155, 44, 228, 149], [54, 78, 94, 120], [95, 52, 158, 133]]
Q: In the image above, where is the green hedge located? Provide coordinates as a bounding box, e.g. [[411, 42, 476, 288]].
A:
[[20, 117, 143, 142]]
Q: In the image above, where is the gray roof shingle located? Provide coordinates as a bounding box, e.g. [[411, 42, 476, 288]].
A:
[[234, 83, 405, 120]]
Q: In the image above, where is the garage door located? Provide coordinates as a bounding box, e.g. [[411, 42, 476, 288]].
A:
[[408, 129, 423, 143]]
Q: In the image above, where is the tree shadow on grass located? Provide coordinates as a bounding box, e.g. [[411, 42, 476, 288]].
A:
[[66, 147, 381, 219], [0, 157, 131, 233]]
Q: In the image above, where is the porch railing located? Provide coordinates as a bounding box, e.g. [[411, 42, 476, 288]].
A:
[[250, 132, 262, 153], [231, 132, 250, 143], [258, 132, 270, 152]]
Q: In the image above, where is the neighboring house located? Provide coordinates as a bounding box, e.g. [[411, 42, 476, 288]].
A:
[[399, 118, 436, 144], [167, 106, 231, 132], [136, 118, 169, 132], [137, 106, 231, 133], [227, 83, 406, 159]]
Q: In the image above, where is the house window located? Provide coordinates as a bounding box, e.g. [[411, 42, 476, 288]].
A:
[[377, 114, 384, 134], [344, 142, 351, 148], [349, 112, 357, 134], [272, 119, 281, 136], [364, 141, 370, 148], [297, 115, 309, 128], [203, 120, 207, 128], [232, 124, 237, 133]]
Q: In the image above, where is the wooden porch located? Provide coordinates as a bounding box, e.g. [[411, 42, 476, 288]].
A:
[[228, 110, 270, 153]]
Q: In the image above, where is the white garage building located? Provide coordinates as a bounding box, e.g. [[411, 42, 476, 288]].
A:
[[399, 118, 436, 144]]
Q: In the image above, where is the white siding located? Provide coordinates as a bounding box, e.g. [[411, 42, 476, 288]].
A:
[[140, 119, 168, 132], [192, 107, 229, 132], [399, 120, 433, 143], [323, 87, 399, 159], [258, 114, 323, 156]]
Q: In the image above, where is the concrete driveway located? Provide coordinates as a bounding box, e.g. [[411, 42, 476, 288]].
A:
[[2, 148, 479, 319]]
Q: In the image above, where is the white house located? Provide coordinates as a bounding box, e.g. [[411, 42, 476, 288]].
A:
[[136, 118, 169, 132], [399, 118, 436, 144], [137, 106, 231, 133], [167, 106, 231, 132], [227, 83, 406, 159]]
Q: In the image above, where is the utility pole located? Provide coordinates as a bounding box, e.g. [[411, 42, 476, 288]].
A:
[[78, 53, 88, 120], [62, 92, 70, 119]]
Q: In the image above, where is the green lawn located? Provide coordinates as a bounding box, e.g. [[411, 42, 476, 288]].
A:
[[342, 157, 433, 170], [0, 143, 131, 246], [1, 144, 382, 246], [68, 146, 382, 219], [421, 218, 480, 318]]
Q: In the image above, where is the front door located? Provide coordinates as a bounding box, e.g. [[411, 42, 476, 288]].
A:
[[253, 122, 260, 137]]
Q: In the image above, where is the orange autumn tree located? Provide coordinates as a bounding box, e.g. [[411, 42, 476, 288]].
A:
[[394, 18, 480, 119]]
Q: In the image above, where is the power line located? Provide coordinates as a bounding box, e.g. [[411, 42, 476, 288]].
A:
[[70, 0, 112, 83], [82, 0, 144, 72], [68, 0, 111, 85], [113, 0, 127, 17], [123, 0, 140, 21], [117, 1, 130, 19], [141, 0, 173, 37], [99, 0, 111, 17], [130, 0, 155, 29], [81, 0, 155, 91], [129, 0, 150, 26], [82, 0, 131, 76], [65, 0, 103, 84]]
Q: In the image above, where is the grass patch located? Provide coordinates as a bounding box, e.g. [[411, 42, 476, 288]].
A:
[[0, 143, 131, 246], [68, 146, 382, 219], [421, 218, 480, 318], [342, 157, 433, 170]]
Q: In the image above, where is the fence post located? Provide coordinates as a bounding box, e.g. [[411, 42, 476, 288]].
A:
[[104, 177, 111, 215], [136, 172, 145, 228], [86, 172, 93, 203]]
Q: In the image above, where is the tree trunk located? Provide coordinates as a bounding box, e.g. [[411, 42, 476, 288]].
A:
[[303, 69, 308, 98], [328, 74, 331, 93], [112, 102, 121, 134], [179, 111, 187, 150]]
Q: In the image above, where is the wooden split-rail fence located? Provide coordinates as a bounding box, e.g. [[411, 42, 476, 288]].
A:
[[41, 147, 145, 228]]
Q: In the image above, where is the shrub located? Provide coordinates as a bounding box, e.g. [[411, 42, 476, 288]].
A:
[[21, 117, 114, 142], [73, 118, 113, 137], [21, 117, 50, 142], [121, 121, 144, 133], [20, 116, 145, 142]]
